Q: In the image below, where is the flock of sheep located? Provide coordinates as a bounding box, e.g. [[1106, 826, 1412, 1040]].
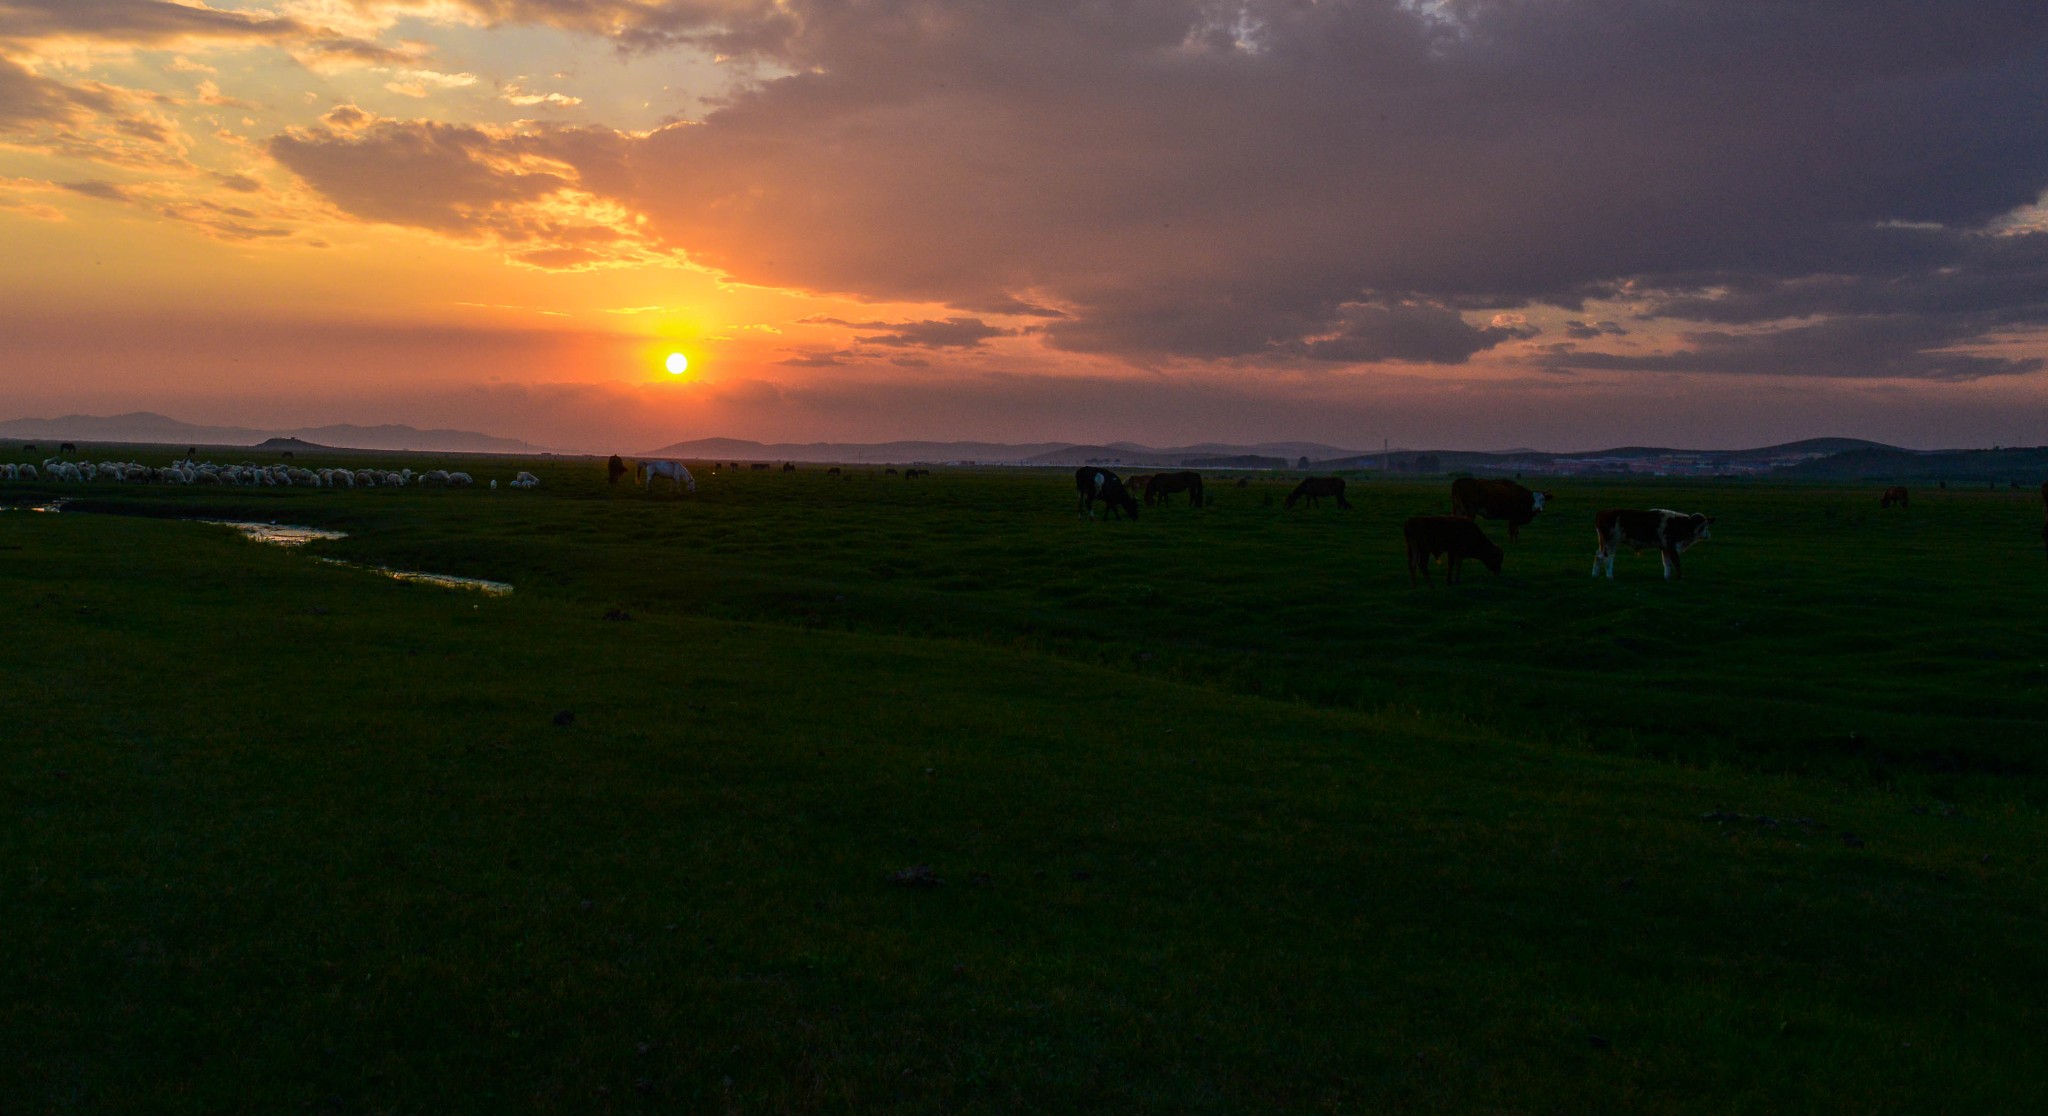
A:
[[2, 455, 542, 490]]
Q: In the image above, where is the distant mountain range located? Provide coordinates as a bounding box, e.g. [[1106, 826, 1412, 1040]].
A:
[[642, 434, 1966, 474], [0, 412, 546, 454]]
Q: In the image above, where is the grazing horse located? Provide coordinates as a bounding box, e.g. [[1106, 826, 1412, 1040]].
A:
[[1075, 467, 1140, 520], [1880, 486, 1909, 509], [1286, 477, 1351, 509], [607, 454, 629, 485], [59, 442, 76, 455], [1145, 471, 1204, 508], [640, 459, 696, 493], [1125, 475, 1156, 504]]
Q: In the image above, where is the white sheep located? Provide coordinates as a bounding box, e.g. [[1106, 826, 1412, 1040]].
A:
[[510, 471, 541, 489]]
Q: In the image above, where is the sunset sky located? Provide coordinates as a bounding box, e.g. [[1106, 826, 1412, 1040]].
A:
[[4, 1, 2047, 452]]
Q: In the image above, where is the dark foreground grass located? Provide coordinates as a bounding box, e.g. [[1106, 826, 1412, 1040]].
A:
[[4, 467, 2047, 1111]]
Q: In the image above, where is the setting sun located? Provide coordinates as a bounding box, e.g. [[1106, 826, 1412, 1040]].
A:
[[665, 352, 690, 375]]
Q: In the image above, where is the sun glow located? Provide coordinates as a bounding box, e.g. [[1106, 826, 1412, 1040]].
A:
[[665, 351, 690, 375]]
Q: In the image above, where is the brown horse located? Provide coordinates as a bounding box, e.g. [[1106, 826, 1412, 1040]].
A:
[[1286, 477, 1351, 509], [1145, 471, 1204, 508], [1879, 486, 1909, 509], [607, 454, 628, 485]]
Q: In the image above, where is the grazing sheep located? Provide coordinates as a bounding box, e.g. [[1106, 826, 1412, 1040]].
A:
[[447, 472, 474, 488], [510, 471, 541, 489]]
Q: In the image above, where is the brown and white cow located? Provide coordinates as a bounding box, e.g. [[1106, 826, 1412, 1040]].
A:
[[1450, 478, 1553, 542], [1592, 509, 1714, 580], [1880, 486, 1909, 509], [1404, 515, 1504, 586]]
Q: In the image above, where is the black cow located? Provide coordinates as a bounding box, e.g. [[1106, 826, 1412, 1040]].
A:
[[1145, 471, 1204, 508], [1075, 467, 1140, 520], [1286, 477, 1351, 509], [1593, 509, 1714, 580], [1451, 477, 1552, 542], [1404, 516, 1504, 586]]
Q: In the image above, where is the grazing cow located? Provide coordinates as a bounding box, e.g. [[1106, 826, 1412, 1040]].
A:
[[1074, 466, 1140, 520], [1593, 509, 1714, 580], [1145, 471, 1205, 508], [59, 442, 76, 455], [641, 459, 696, 493], [1450, 478, 1552, 542], [1285, 477, 1351, 509], [1880, 486, 1910, 509], [1404, 516, 1504, 586], [607, 454, 628, 485]]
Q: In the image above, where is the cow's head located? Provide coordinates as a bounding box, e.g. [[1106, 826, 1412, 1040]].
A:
[[1479, 537, 1505, 574]]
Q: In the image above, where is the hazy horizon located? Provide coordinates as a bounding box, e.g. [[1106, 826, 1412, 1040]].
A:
[[4, 3, 2046, 448]]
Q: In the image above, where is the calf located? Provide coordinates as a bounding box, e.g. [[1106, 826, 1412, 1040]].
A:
[[1404, 516, 1503, 586], [1593, 509, 1714, 580], [1450, 477, 1552, 542], [1880, 486, 1909, 509]]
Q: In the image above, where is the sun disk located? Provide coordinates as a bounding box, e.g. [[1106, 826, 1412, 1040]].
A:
[[665, 352, 690, 375]]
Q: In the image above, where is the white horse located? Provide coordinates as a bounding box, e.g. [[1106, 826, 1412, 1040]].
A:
[[640, 459, 695, 493]]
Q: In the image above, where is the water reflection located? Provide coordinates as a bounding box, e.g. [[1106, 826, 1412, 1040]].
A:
[[204, 520, 346, 546], [208, 519, 513, 596]]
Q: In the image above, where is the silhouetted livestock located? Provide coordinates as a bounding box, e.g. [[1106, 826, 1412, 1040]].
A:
[[1285, 477, 1350, 509], [607, 454, 628, 485], [826, 467, 841, 475], [904, 468, 929, 480], [1146, 471, 1204, 508], [750, 463, 770, 471], [783, 462, 796, 472], [1075, 467, 1139, 520], [2040, 481, 2047, 559], [1125, 475, 1155, 504], [885, 468, 899, 476], [59, 442, 76, 455], [1593, 509, 1714, 580], [1404, 516, 1504, 586], [1450, 478, 1551, 542], [1880, 486, 1910, 509]]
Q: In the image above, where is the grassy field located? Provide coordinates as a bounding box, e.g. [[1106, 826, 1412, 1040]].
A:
[[4, 453, 2046, 1112]]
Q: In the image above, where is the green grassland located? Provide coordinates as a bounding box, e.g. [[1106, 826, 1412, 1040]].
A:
[[4, 455, 2046, 1112]]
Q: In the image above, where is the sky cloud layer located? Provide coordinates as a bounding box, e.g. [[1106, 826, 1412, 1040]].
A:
[[3, 1, 2048, 446]]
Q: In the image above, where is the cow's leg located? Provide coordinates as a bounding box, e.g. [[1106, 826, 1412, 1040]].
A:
[[1447, 553, 1461, 584], [1662, 547, 1679, 579]]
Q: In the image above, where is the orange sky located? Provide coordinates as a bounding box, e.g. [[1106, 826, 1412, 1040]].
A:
[[4, 2, 2048, 452]]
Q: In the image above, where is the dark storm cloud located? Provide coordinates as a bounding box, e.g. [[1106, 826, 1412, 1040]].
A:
[[267, 1, 2048, 376]]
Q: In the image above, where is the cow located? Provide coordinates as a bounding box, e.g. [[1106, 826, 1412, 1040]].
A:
[[1075, 467, 1140, 520], [59, 442, 76, 455], [1285, 477, 1351, 509], [607, 454, 629, 485], [1880, 486, 1909, 509], [1404, 516, 1504, 586], [1145, 471, 1204, 508], [1593, 509, 1714, 580], [1450, 478, 1552, 542]]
